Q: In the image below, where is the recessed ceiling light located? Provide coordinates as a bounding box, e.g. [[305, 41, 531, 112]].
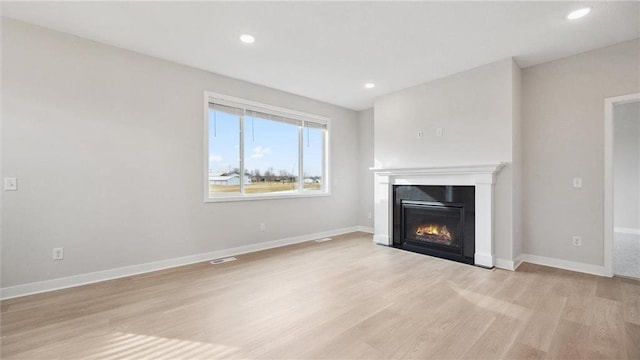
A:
[[240, 34, 255, 44], [567, 7, 591, 20], [364, 83, 375, 89]]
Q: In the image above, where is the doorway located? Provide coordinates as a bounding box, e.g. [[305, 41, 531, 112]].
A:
[[604, 93, 640, 278]]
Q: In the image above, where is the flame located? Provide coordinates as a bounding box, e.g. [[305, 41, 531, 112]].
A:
[[415, 224, 452, 241]]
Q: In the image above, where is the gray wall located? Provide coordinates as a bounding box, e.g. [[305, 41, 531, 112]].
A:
[[373, 58, 521, 265], [511, 61, 523, 260], [614, 101, 640, 230], [1, 19, 360, 287], [522, 40, 640, 266], [373, 59, 515, 169], [357, 108, 374, 230]]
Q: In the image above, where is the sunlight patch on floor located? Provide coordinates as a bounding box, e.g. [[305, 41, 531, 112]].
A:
[[83, 332, 240, 359], [448, 281, 531, 320]]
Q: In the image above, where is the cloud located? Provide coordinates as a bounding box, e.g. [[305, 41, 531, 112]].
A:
[[250, 146, 271, 158], [209, 154, 223, 162]]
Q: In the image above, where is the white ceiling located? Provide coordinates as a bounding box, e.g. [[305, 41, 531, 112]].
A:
[[2, 1, 639, 111]]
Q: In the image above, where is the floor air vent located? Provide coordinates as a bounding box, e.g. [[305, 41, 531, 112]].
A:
[[314, 237, 333, 243], [210, 257, 237, 265]]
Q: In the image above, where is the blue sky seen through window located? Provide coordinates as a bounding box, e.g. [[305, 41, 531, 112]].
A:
[[303, 126, 323, 179], [208, 109, 323, 178], [208, 110, 240, 175], [244, 116, 298, 178]]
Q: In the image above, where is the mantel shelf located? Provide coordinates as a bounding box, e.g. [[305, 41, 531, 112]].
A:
[[369, 163, 505, 176]]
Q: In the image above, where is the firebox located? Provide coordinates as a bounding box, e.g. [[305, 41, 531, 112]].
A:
[[393, 185, 475, 264]]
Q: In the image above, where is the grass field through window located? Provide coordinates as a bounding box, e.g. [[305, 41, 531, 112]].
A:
[[210, 182, 321, 194]]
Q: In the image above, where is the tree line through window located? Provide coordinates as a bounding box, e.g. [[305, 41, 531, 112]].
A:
[[207, 97, 327, 199]]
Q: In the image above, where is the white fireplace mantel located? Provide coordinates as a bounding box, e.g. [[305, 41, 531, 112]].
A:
[[371, 163, 505, 268]]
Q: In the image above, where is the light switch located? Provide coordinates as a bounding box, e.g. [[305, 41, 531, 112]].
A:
[[4, 177, 17, 191], [416, 131, 423, 139], [436, 128, 443, 137]]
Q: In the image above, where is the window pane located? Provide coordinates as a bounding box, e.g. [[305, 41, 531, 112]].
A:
[[208, 107, 241, 196], [244, 114, 299, 194], [303, 126, 324, 191]]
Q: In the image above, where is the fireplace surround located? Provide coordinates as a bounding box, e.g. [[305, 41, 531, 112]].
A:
[[372, 163, 505, 268]]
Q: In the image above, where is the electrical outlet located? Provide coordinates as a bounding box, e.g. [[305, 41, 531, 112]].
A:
[[4, 177, 17, 191], [572, 236, 582, 247], [260, 223, 266, 232], [53, 247, 64, 260]]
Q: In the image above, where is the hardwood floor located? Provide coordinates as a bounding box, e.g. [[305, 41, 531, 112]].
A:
[[1, 232, 638, 359]]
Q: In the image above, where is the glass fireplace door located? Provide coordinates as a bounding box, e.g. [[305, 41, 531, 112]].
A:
[[401, 201, 464, 253]]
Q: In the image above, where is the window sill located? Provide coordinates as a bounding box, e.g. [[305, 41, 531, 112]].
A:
[[204, 191, 330, 203]]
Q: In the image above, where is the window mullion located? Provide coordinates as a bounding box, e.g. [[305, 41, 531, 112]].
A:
[[323, 129, 327, 191], [239, 112, 245, 194], [298, 122, 304, 192]]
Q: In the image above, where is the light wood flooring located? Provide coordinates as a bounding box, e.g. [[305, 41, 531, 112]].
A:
[[1, 232, 639, 359]]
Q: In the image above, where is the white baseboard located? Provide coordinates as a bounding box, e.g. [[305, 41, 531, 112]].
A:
[[356, 226, 374, 233], [0, 226, 360, 300], [513, 256, 524, 270], [614, 227, 640, 235], [519, 253, 605, 277], [495, 256, 523, 271]]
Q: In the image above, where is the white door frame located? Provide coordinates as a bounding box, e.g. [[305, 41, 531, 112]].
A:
[[604, 93, 640, 277]]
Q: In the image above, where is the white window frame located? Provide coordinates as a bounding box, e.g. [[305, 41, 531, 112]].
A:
[[203, 91, 331, 202]]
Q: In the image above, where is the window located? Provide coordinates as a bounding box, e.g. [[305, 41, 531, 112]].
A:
[[205, 92, 329, 201]]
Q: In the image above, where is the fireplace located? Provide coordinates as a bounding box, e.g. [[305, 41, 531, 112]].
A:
[[393, 185, 475, 264], [372, 164, 504, 268]]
